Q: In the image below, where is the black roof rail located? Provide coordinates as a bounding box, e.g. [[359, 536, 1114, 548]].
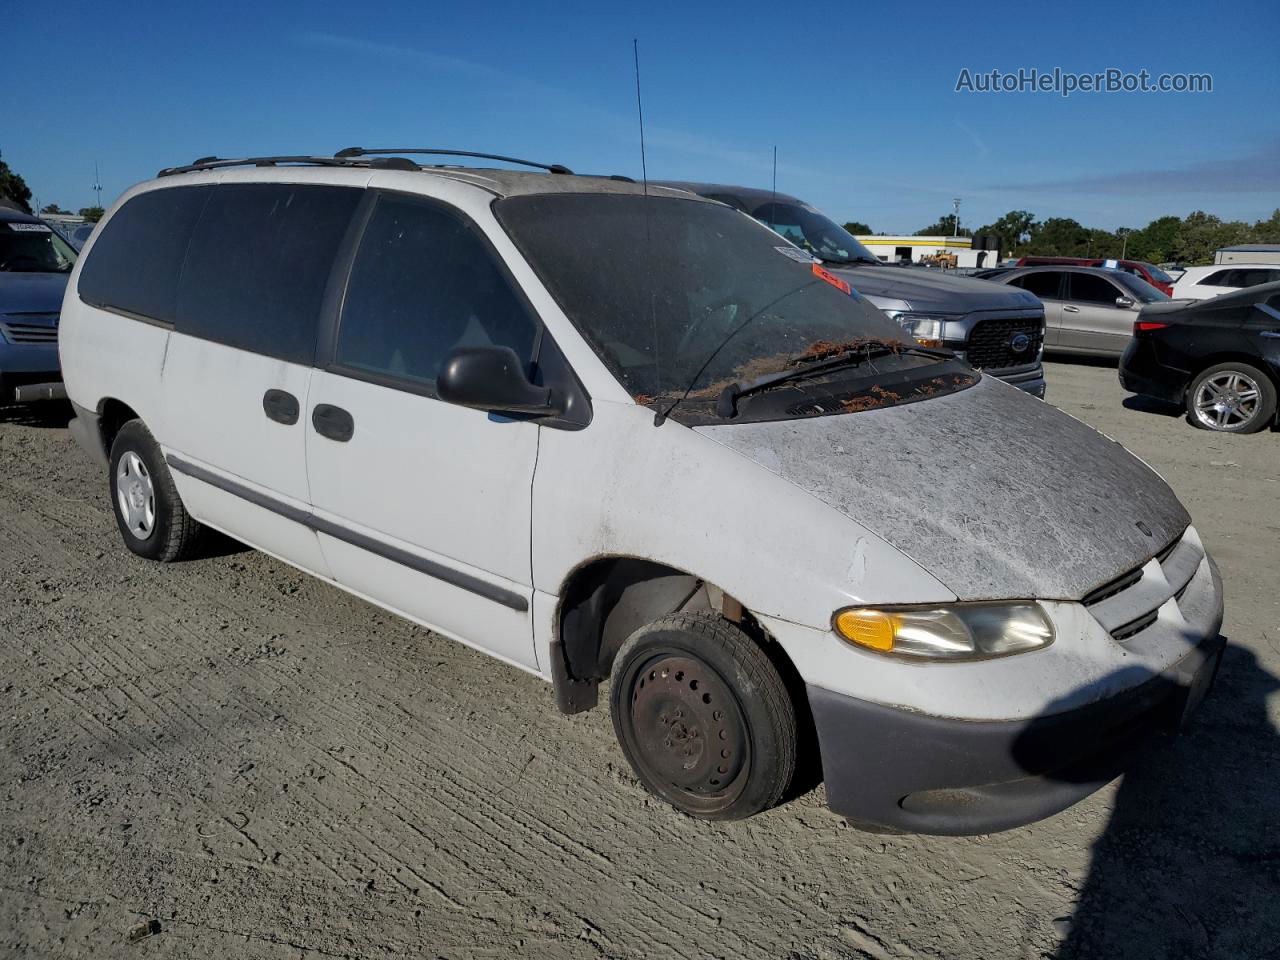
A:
[[334, 147, 573, 175], [156, 155, 378, 177]]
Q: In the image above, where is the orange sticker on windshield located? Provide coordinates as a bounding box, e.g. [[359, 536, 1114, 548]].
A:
[[812, 262, 852, 295]]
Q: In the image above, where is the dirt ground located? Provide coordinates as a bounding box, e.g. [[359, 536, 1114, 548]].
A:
[[2, 359, 1278, 960]]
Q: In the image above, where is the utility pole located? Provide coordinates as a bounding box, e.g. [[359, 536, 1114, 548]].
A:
[[1119, 227, 1130, 260], [952, 197, 962, 237]]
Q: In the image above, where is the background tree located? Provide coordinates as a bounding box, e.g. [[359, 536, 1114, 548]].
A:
[[914, 214, 970, 237], [842, 221, 872, 235], [0, 160, 33, 213], [78, 206, 105, 223], [973, 210, 1037, 258], [40, 203, 70, 215]]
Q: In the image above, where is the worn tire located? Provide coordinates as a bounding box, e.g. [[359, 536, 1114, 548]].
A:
[[609, 612, 798, 821], [1186, 361, 1277, 434], [109, 419, 204, 562]]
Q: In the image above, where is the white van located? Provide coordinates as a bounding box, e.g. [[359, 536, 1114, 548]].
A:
[[60, 150, 1225, 834]]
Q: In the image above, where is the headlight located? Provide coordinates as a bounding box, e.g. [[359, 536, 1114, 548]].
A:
[[832, 602, 1054, 661], [886, 312, 955, 348]]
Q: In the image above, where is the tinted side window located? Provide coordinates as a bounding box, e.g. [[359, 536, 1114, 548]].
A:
[[333, 194, 539, 390], [177, 183, 360, 364], [1070, 273, 1123, 304], [78, 186, 210, 323], [1200, 270, 1233, 287], [1011, 271, 1063, 298]]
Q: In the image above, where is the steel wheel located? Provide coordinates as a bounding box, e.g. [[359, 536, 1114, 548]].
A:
[[115, 450, 156, 540], [617, 650, 752, 814], [1192, 370, 1262, 431]]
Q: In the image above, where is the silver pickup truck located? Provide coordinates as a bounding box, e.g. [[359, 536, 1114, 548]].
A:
[[660, 182, 1047, 397]]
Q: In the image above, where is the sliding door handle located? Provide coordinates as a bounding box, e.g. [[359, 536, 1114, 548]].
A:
[[262, 389, 300, 425], [312, 403, 355, 442]]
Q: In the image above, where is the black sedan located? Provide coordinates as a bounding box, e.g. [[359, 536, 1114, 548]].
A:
[[1120, 281, 1280, 434]]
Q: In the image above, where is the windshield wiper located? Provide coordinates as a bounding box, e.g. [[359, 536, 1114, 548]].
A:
[[715, 340, 950, 418]]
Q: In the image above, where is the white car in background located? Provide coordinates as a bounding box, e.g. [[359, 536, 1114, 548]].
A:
[[1171, 264, 1280, 300]]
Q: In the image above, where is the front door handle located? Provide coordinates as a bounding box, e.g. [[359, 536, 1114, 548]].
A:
[[312, 403, 355, 442], [262, 389, 300, 425], [1063, 305, 1081, 313]]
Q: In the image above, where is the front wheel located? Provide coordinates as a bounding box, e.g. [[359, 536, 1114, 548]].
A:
[[1186, 362, 1277, 433], [609, 613, 797, 820], [109, 419, 205, 561]]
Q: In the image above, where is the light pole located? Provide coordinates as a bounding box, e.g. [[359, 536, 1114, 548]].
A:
[[91, 161, 103, 211], [1118, 227, 1130, 260], [952, 197, 962, 237]]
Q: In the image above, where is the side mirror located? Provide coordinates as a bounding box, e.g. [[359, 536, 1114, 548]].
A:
[[1115, 296, 1135, 308], [437, 345, 564, 417]]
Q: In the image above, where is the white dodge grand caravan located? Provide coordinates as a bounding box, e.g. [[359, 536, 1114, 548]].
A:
[[60, 149, 1225, 834]]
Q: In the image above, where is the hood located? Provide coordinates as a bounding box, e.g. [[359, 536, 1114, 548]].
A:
[[828, 264, 1042, 314], [0, 272, 69, 316], [695, 377, 1189, 601]]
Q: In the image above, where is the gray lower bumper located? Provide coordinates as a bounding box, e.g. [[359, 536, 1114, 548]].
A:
[[12, 381, 67, 402], [809, 635, 1225, 835]]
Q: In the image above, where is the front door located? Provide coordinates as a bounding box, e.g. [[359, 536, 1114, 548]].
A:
[[305, 190, 542, 670]]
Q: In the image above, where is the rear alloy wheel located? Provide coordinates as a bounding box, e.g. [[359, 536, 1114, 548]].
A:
[[109, 419, 205, 561], [1187, 362, 1277, 434], [610, 613, 797, 820]]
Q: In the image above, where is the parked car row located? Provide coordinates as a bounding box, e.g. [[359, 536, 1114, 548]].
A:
[[44, 149, 1226, 837]]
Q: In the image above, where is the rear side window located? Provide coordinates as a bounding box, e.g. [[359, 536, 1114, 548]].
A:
[[1010, 271, 1063, 298], [78, 186, 210, 323], [177, 183, 361, 364], [332, 193, 539, 390]]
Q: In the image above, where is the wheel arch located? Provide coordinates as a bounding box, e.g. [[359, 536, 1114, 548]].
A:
[[96, 397, 142, 454], [549, 555, 786, 715]]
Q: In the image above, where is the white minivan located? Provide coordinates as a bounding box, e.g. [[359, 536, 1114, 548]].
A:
[[60, 150, 1225, 835]]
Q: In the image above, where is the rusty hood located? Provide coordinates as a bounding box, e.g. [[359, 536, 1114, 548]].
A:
[[694, 376, 1190, 601]]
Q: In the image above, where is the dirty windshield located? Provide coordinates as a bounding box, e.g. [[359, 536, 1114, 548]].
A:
[[494, 193, 922, 403], [0, 220, 77, 273]]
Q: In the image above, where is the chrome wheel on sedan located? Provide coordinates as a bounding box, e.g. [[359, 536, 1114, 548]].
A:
[[1187, 362, 1277, 434]]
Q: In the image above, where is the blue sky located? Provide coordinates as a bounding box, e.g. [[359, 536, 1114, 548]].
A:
[[6, 0, 1278, 233]]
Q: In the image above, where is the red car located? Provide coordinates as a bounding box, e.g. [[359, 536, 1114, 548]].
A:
[[1016, 256, 1175, 296]]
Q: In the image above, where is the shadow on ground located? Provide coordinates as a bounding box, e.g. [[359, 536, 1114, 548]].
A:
[[0, 400, 74, 428], [1052, 643, 1280, 958]]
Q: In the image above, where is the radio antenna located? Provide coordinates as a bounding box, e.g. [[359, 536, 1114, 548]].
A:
[[634, 39, 664, 420], [633, 39, 649, 196]]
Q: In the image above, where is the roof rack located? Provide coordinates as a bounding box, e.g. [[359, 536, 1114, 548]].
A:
[[157, 155, 380, 177], [334, 147, 574, 175]]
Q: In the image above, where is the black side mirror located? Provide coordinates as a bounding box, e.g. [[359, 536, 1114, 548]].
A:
[[437, 345, 564, 417]]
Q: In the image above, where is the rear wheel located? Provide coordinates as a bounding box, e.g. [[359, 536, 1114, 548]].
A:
[[609, 613, 797, 820], [109, 420, 205, 561], [1186, 362, 1276, 433]]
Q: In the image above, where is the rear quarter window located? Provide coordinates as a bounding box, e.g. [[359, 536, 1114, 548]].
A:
[[176, 183, 361, 364], [77, 186, 211, 323]]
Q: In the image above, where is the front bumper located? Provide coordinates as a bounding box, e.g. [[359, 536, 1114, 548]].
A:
[[990, 363, 1046, 398], [810, 635, 1222, 835]]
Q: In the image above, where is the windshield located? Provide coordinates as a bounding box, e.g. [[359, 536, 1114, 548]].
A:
[[0, 221, 77, 273], [1115, 271, 1169, 303], [494, 194, 915, 401], [746, 200, 879, 265]]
